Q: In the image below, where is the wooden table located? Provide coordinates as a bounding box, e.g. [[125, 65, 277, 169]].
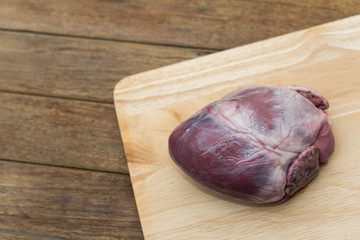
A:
[[0, 1, 359, 239]]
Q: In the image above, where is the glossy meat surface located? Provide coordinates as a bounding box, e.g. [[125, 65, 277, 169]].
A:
[[168, 85, 335, 203]]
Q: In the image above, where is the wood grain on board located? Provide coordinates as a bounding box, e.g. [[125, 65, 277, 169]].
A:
[[0, 30, 212, 102], [114, 15, 360, 240], [0, 0, 359, 49], [0, 92, 128, 173], [0, 160, 143, 240]]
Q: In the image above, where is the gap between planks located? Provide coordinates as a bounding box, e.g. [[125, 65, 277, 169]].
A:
[[0, 27, 221, 51], [0, 89, 114, 105], [0, 158, 129, 176]]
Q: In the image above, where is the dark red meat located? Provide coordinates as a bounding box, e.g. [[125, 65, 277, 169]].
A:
[[168, 85, 335, 203]]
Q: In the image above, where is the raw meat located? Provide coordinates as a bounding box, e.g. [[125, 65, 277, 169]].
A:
[[168, 85, 335, 203]]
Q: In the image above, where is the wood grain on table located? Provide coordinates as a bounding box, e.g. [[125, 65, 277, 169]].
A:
[[0, 1, 359, 239]]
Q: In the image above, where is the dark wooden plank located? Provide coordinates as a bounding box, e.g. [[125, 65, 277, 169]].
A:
[[0, 0, 359, 49], [0, 92, 128, 173], [0, 160, 143, 240], [0, 230, 64, 240], [0, 31, 212, 102]]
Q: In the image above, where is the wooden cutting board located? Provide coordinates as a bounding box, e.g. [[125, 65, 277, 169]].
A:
[[114, 15, 360, 240]]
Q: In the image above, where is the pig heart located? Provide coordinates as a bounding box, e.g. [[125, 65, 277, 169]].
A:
[[168, 85, 335, 203]]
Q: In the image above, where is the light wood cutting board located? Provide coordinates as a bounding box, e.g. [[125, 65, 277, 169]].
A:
[[114, 15, 360, 240]]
